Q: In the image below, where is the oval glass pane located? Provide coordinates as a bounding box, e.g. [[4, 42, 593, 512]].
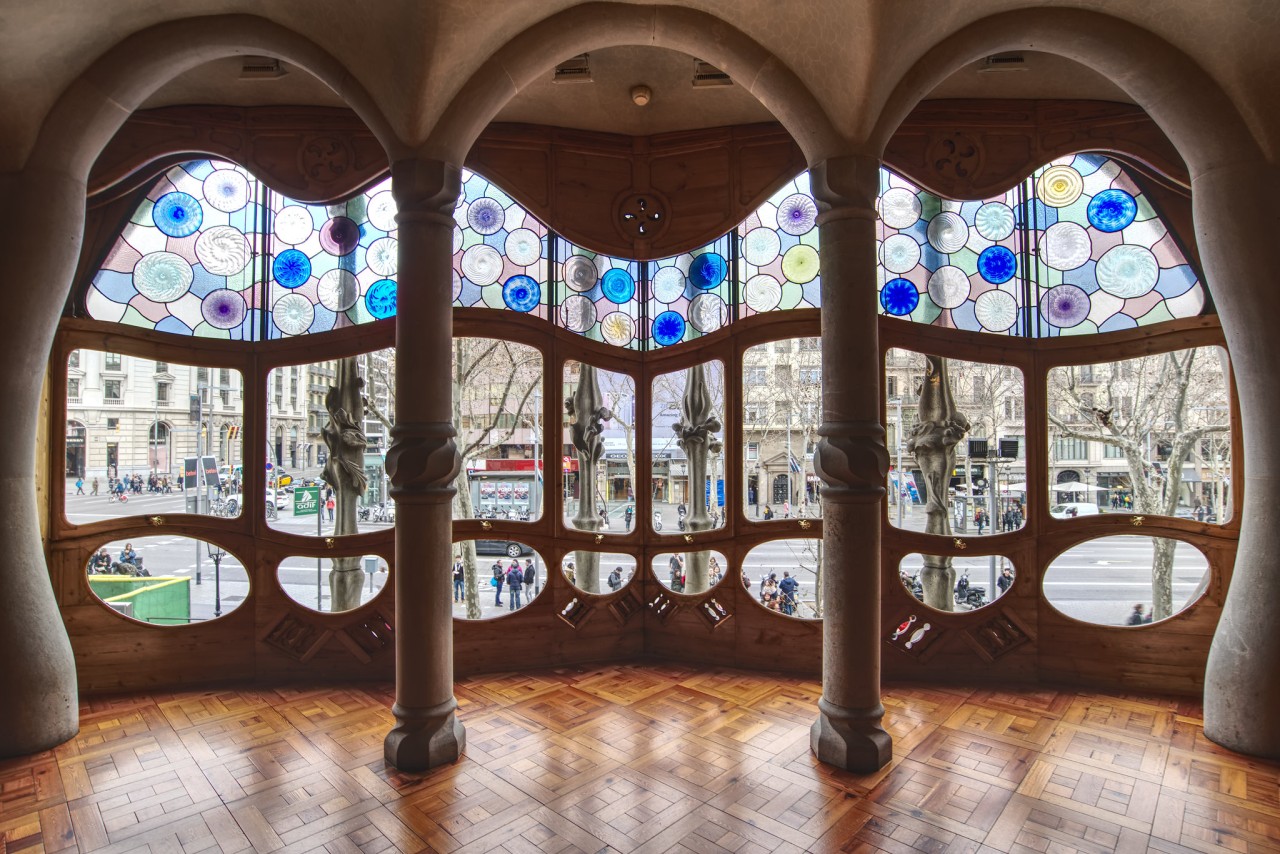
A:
[[277, 555, 389, 613], [561, 551, 637, 595], [885, 349, 1026, 534], [652, 361, 726, 533], [743, 538, 823, 619], [1043, 535, 1209, 625], [64, 352, 244, 524], [1046, 347, 1231, 525], [563, 363, 636, 534], [898, 553, 1015, 612], [452, 540, 545, 620], [743, 339, 823, 522], [652, 550, 728, 596], [85, 535, 248, 624]]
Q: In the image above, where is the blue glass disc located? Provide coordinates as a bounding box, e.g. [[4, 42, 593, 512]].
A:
[[152, 192, 203, 238], [502, 275, 540, 313], [652, 310, 686, 346], [880, 278, 919, 316], [1087, 189, 1137, 232], [977, 246, 1017, 284], [272, 249, 312, 288], [688, 252, 727, 289], [601, 268, 635, 303], [365, 278, 397, 319]]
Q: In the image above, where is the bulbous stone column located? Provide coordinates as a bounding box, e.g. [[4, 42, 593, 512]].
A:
[[383, 159, 465, 771], [1200, 161, 1280, 760], [906, 355, 969, 611], [675, 363, 721, 594], [0, 167, 81, 758], [809, 154, 892, 772], [323, 356, 368, 611], [568, 364, 611, 592]]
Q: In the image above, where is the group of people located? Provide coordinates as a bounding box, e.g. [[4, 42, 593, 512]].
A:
[[757, 571, 800, 615], [490, 558, 538, 610], [86, 542, 149, 576]]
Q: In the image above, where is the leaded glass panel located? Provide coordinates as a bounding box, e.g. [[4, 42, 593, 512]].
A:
[[737, 172, 821, 316], [648, 235, 733, 345], [451, 170, 548, 317], [555, 239, 642, 349]]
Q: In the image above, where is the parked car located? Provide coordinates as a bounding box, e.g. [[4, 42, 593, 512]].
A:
[[267, 488, 287, 510], [1049, 502, 1100, 519], [474, 540, 532, 558]]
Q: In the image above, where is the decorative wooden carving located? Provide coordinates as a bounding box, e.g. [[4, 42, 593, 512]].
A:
[[608, 589, 643, 625], [262, 613, 326, 661], [346, 612, 395, 654], [964, 612, 1033, 663], [884, 612, 944, 660]]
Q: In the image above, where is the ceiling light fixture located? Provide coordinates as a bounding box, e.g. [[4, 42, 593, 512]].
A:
[[631, 85, 652, 106]]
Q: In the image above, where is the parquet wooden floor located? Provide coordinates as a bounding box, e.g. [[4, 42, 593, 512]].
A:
[[2, 665, 1278, 853]]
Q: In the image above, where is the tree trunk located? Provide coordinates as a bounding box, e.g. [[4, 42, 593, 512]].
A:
[[1151, 536, 1175, 620]]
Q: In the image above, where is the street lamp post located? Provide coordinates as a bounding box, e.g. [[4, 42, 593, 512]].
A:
[[206, 540, 225, 618], [892, 397, 905, 529]]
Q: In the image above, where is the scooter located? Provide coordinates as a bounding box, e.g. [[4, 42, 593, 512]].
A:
[[652, 510, 663, 531], [954, 573, 987, 609]]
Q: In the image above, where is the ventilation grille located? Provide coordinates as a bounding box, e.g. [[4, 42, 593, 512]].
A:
[[240, 56, 286, 79], [980, 53, 1028, 73], [693, 59, 732, 87], [553, 54, 592, 84]]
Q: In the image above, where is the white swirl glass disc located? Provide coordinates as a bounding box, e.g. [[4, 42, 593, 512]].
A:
[[202, 169, 250, 213], [504, 228, 541, 266], [452, 226, 462, 254], [652, 266, 686, 303], [744, 274, 782, 312], [274, 205, 314, 245], [742, 227, 781, 265], [880, 233, 921, 274], [273, 293, 315, 335], [452, 270, 462, 301], [1040, 221, 1092, 271], [777, 193, 818, 235], [975, 202, 1015, 241], [689, 293, 727, 333], [367, 191, 398, 232], [1038, 165, 1084, 208], [133, 252, 194, 302], [600, 311, 634, 346], [366, 237, 398, 276], [461, 244, 502, 286], [466, 197, 505, 235], [563, 255, 599, 292], [561, 294, 595, 333], [927, 211, 969, 254], [195, 226, 250, 276], [317, 269, 359, 312], [1096, 244, 1159, 298], [927, 266, 971, 309], [879, 187, 922, 229], [974, 290, 1019, 331]]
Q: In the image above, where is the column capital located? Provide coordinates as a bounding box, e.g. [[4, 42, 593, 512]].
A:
[[809, 154, 880, 216], [390, 158, 462, 225], [815, 420, 889, 503], [386, 421, 461, 503]]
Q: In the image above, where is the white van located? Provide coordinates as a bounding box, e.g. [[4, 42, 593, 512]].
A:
[[1050, 502, 1101, 519]]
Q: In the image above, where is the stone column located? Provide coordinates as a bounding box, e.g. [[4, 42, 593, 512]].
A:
[[0, 167, 82, 758], [383, 158, 465, 771], [809, 155, 893, 772], [1199, 162, 1280, 761]]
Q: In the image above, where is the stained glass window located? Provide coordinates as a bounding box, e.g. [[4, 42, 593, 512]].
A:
[[452, 170, 548, 317], [555, 240, 642, 349], [876, 154, 1205, 336], [648, 235, 733, 346], [737, 171, 822, 316]]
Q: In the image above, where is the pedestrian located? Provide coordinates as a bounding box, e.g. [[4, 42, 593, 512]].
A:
[[75, 476, 84, 494], [668, 554, 685, 592], [975, 508, 986, 534], [452, 557, 464, 603], [783, 499, 791, 518], [778, 571, 798, 615], [997, 567, 1013, 594], [607, 566, 623, 591], [564, 560, 576, 587], [91, 476, 99, 495], [1126, 603, 1146, 626], [763, 504, 774, 521], [599, 506, 610, 529], [325, 494, 335, 521], [709, 556, 722, 586], [523, 558, 537, 597], [491, 560, 504, 606], [506, 560, 523, 609], [624, 505, 634, 531]]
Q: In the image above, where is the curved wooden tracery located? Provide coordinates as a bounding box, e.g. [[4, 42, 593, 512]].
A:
[[54, 101, 1235, 696]]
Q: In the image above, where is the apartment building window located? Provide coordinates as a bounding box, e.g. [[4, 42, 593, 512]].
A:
[[800, 368, 820, 384], [1003, 397, 1024, 418], [746, 442, 759, 461], [744, 404, 764, 423], [67, 378, 80, 398], [219, 369, 230, 387], [197, 367, 209, 384], [104, 379, 122, 401], [1054, 437, 1089, 460], [156, 382, 170, 405], [1104, 444, 1125, 459], [155, 360, 168, 373], [106, 418, 119, 430], [798, 337, 820, 351], [104, 352, 122, 371], [885, 376, 897, 399], [774, 339, 792, 353], [68, 350, 81, 368], [221, 389, 231, 407], [746, 367, 766, 385], [801, 401, 820, 422]]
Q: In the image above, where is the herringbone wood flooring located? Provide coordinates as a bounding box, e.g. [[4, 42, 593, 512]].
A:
[[2, 666, 1277, 853]]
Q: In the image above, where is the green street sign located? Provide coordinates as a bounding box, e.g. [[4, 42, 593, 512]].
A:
[[293, 486, 320, 516]]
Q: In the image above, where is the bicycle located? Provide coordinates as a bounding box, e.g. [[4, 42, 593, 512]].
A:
[[107, 491, 128, 504]]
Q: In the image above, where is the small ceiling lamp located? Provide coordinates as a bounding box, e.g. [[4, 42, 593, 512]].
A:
[[631, 84, 653, 106]]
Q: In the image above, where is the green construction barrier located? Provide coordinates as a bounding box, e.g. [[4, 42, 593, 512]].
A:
[[88, 575, 191, 624]]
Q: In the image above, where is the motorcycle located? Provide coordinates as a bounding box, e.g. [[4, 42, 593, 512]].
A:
[[652, 510, 663, 531], [954, 573, 987, 609]]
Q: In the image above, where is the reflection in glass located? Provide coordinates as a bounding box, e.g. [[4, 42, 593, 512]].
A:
[[652, 362, 725, 537], [85, 536, 247, 623], [1044, 536, 1208, 625], [451, 339, 543, 526], [743, 538, 823, 618], [452, 540, 543, 620], [899, 553, 1013, 612], [742, 339, 822, 520], [562, 552, 637, 595], [1046, 347, 1231, 525], [653, 550, 729, 597], [885, 349, 1026, 535], [65, 353, 244, 524], [278, 555, 388, 612], [563, 363, 635, 536]]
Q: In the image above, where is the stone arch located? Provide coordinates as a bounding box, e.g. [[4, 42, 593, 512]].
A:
[[421, 2, 844, 166]]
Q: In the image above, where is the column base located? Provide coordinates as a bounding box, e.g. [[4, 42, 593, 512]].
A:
[[811, 698, 892, 772], [383, 700, 465, 772]]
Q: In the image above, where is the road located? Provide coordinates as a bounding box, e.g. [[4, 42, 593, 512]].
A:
[[69, 489, 1210, 628]]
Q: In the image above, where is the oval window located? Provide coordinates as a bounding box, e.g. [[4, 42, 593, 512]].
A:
[[277, 555, 389, 612], [453, 540, 545, 619], [562, 552, 638, 595], [898, 553, 1015, 613], [85, 535, 248, 624], [743, 538, 823, 619], [652, 549, 729, 596], [1043, 535, 1209, 625]]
